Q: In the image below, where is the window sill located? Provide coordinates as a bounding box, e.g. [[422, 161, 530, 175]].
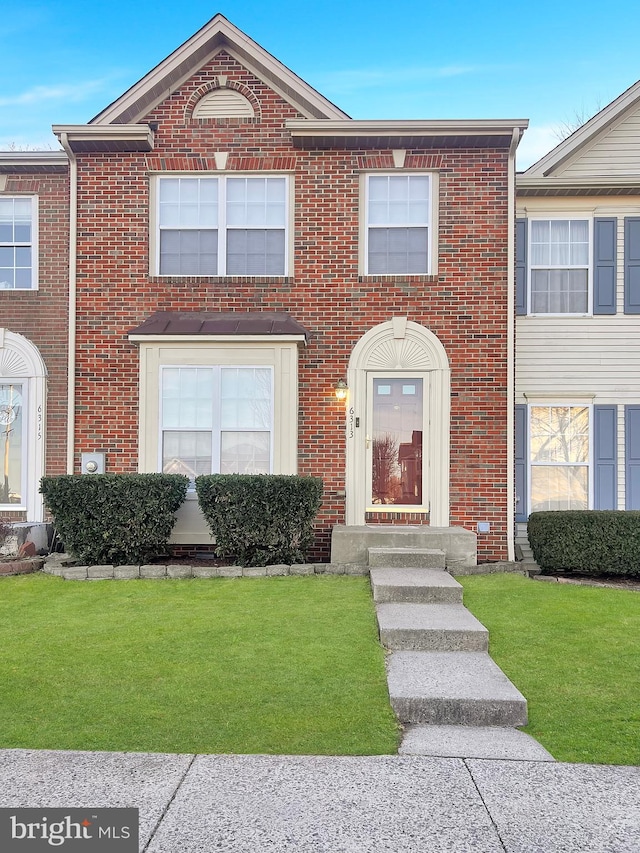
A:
[[358, 274, 438, 284], [149, 275, 294, 285], [525, 313, 592, 319]]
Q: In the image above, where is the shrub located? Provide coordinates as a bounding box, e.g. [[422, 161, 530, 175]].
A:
[[528, 510, 640, 576], [195, 474, 323, 567], [40, 474, 188, 565]]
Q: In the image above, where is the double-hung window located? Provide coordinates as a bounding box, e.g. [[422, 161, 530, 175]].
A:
[[529, 219, 589, 313], [157, 176, 287, 276], [0, 196, 36, 290], [160, 366, 273, 482], [365, 174, 431, 274], [529, 404, 590, 512]]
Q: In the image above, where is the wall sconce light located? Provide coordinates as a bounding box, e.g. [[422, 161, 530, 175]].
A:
[[334, 379, 348, 401]]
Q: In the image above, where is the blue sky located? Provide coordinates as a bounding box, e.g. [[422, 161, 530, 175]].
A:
[[1, 1, 639, 168]]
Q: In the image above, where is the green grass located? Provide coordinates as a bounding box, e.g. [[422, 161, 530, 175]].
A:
[[458, 573, 640, 765], [0, 573, 399, 755]]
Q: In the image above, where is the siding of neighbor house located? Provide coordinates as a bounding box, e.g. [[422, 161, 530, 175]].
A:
[[0, 166, 69, 521], [68, 49, 512, 561], [516, 97, 640, 516]]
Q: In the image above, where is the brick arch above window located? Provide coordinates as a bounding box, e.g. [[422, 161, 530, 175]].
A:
[[186, 82, 259, 122]]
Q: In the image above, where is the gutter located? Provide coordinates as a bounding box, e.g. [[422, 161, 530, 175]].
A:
[[58, 133, 77, 474], [506, 127, 519, 562]]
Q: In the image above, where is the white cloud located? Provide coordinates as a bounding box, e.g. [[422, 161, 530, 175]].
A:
[[0, 79, 114, 109], [316, 63, 480, 95]]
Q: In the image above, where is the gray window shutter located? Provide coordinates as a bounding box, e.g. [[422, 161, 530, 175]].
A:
[[515, 218, 527, 315], [515, 404, 528, 521], [624, 217, 640, 314], [593, 218, 617, 314], [594, 405, 617, 509], [625, 405, 640, 509]]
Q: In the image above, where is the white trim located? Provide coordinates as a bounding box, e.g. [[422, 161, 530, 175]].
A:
[[0, 195, 39, 291], [152, 174, 290, 277], [0, 330, 47, 520], [137, 338, 299, 544], [345, 320, 450, 526], [362, 173, 434, 276], [526, 402, 593, 515], [158, 364, 275, 481], [526, 216, 593, 316], [91, 15, 348, 125]]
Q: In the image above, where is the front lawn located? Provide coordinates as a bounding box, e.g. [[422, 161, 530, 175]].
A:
[[0, 574, 399, 755], [459, 573, 640, 765]]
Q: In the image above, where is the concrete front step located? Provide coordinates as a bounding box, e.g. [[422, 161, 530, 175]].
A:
[[399, 724, 554, 761], [387, 651, 528, 727], [377, 602, 488, 651], [368, 547, 446, 570], [370, 568, 463, 604]]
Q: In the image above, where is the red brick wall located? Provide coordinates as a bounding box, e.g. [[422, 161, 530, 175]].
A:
[[72, 52, 510, 561], [1, 170, 69, 519]]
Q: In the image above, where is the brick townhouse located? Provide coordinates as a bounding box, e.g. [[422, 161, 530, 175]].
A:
[[0, 15, 527, 562]]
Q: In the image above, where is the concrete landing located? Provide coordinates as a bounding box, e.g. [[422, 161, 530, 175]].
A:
[[387, 651, 528, 726], [370, 567, 463, 603], [399, 724, 555, 761], [331, 524, 477, 569], [377, 602, 489, 651]]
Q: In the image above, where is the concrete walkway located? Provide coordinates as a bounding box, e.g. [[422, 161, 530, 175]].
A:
[[1, 749, 639, 852]]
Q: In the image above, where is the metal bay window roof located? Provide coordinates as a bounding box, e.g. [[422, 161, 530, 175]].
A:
[[127, 311, 310, 343]]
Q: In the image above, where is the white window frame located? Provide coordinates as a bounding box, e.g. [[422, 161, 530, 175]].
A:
[[527, 217, 592, 316], [527, 402, 593, 513], [158, 364, 274, 483], [0, 195, 38, 291], [363, 173, 434, 275], [153, 175, 290, 277]]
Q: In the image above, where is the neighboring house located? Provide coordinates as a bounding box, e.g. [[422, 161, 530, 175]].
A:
[[516, 81, 640, 522], [0, 15, 527, 562], [0, 152, 69, 522]]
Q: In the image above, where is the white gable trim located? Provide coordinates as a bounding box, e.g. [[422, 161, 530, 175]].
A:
[[525, 79, 640, 177], [91, 14, 348, 126]]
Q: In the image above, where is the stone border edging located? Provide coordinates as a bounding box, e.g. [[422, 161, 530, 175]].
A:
[[43, 556, 369, 580]]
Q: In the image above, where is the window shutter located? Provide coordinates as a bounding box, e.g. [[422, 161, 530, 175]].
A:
[[624, 217, 640, 314], [593, 218, 617, 314], [515, 404, 528, 521], [515, 218, 527, 315], [625, 405, 640, 509], [594, 405, 617, 509]]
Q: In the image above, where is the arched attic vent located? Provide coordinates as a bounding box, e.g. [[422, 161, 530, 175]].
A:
[[192, 88, 255, 119]]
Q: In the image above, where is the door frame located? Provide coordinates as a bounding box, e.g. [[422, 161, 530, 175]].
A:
[[345, 318, 450, 526]]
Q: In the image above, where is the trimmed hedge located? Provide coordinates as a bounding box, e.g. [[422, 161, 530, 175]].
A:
[[40, 474, 188, 565], [195, 474, 323, 567], [528, 510, 640, 576]]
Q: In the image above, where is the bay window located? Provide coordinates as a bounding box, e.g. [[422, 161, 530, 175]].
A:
[[161, 366, 273, 481]]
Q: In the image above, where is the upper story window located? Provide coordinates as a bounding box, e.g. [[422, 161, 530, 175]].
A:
[[0, 196, 36, 290], [365, 174, 431, 274], [156, 176, 287, 276], [529, 219, 590, 314]]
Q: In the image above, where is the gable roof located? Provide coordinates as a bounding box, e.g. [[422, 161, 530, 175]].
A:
[[91, 14, 349, 125], [523, 79, 640, 178]]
